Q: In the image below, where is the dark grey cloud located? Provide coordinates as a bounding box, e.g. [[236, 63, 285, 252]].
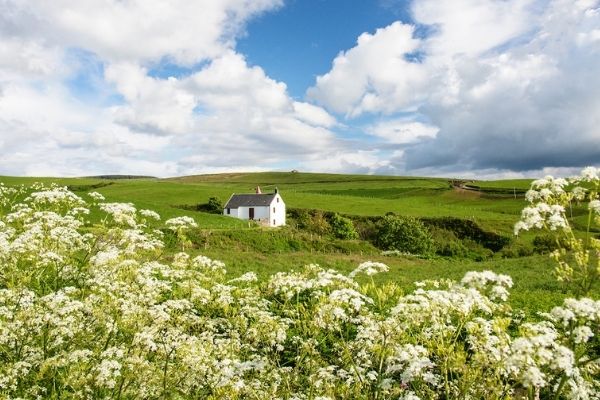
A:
[[310, 0, 600, 176]]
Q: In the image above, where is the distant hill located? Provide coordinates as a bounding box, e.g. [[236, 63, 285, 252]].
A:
[[85, 175, 157, 180], [167, 171, 441, 185]]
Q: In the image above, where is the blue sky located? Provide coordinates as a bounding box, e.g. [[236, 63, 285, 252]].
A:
[[237, 0, 412, 98], [0, 0, 598, 178]]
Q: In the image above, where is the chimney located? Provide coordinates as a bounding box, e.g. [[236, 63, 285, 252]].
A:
[[274, 187, 279, 194], [255, 186, 262, 194]]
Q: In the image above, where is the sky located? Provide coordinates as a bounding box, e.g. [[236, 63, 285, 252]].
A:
[[0, 0, 599, 178]]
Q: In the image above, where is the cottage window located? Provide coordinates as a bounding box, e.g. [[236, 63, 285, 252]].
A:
[[273, 219, 276, 225], [227, 208, 230, 214], [277, 198, 279, 203], [273, 207, 276, 213]]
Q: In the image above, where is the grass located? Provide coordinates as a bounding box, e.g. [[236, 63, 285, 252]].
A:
[[1, 172, 528, 233], [193, 244, 572, 317], [471, 179, 533, 190], [1, 171, 594, 314]]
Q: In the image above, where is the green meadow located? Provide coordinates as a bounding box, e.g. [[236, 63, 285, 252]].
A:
[[1, 171, 593, 315]]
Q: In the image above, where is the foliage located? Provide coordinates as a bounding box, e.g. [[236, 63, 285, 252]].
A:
[[206, 196, 223, 213], [533, 234, 566, 254], [422, 217, 510, 252], [289, 208, 332, 236], [498, 241, 534, 259], [515, 167, 600, 295], [187, 226, 377, 255], [376, 215, 436, 255], [329, 213, 358, 240], [0, 184, 599, 399]]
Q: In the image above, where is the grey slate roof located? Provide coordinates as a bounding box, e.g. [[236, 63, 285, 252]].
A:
[[224, 193, 277, 209]]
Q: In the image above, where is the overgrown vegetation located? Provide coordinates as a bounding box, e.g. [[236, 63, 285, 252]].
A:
[[515, 168, 600, 296], [375, 215, 436, 256], [287, 208, 510, 260], [0, 183, 598, 399], [329, 213, 358, 240]]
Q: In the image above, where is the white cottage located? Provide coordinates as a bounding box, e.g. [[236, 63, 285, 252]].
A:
[[223, 187, 286, 227]]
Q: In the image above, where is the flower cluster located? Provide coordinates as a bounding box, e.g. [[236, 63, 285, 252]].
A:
[[515, 166, 600, 295], [0, 184, 598, 399], [165, 216, 198, 230], [349, 261, 389, 278]]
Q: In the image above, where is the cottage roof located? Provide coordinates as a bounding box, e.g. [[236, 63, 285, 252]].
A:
[[224, 193, 277, 209]]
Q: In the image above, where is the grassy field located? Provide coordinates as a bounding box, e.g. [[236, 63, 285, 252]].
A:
[[3, 171, 595, 314], [1, 172, 529, 232]]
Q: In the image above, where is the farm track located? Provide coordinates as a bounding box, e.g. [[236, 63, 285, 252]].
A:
[[450, 180, 526, 198]]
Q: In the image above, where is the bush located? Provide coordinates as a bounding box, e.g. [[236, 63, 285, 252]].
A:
[[498, 241, 533, 258], [422, 217, 510, 252], [375, 215, 435, 255], [289, 209, 331, 236], [429, 227, 468, 258], [206, 196, 223, 213], [532, 234, 567, 254], [329, 213, 358, 240], [438, 240, 469, 258]]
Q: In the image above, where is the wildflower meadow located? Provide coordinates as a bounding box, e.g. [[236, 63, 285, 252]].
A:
[[0, 169, 599, 399]]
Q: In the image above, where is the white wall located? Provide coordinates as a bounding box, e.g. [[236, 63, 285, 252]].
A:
[[269, 194, 286, 227], [223, 207, 238, 218], [222, 193, 286, 227], [237, 206, 270, 221]]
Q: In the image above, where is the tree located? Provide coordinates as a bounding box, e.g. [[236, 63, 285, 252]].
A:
[[206, 196, 223, 214], [376, 215, 435, 255], [329, 213, 358, 240]]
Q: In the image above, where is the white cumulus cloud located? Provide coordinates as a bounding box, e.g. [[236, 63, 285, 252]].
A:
[[0, 0, 343, 176], [309, 0, 600, 175], [366, 119, 438, 144], [307, 22, 428, 117]]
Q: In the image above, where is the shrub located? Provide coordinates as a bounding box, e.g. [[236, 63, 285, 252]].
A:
[[438, 240, 469, 258], [206, 196, 223, 213], [429, 227, 468, 258], [498, 241, 534, 258], [290, 208, 331, 236], [352, 217, 379, 242], [375, 215, 435, 255], [422, 217, 510, 252], [329, 213, 358, 240], [532, 234, 570, 254]]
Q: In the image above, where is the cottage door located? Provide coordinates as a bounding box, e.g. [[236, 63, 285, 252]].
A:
[[249, 207, 254, 220]]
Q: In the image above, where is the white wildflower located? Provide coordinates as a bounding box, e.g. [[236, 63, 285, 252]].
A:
[[88, 191, 105, 201], [349, 261, 389, 278], [589, 200, 600, 215], [573, 326, 593, 344], [100, 202, 138, 227], [579, 166, 599, 182], [386, 344, 435, 385], [165, 216, 198, 230], [192, 255, 226, 274], [229, 272, 258, 283], [140, 209, 161, 220], [329, 288, 373, 312], [571, 186, 587, 201]]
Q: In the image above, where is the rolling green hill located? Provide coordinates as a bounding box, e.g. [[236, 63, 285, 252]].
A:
[[5, 171, 590, 313], [1, 172, 530, 232]]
